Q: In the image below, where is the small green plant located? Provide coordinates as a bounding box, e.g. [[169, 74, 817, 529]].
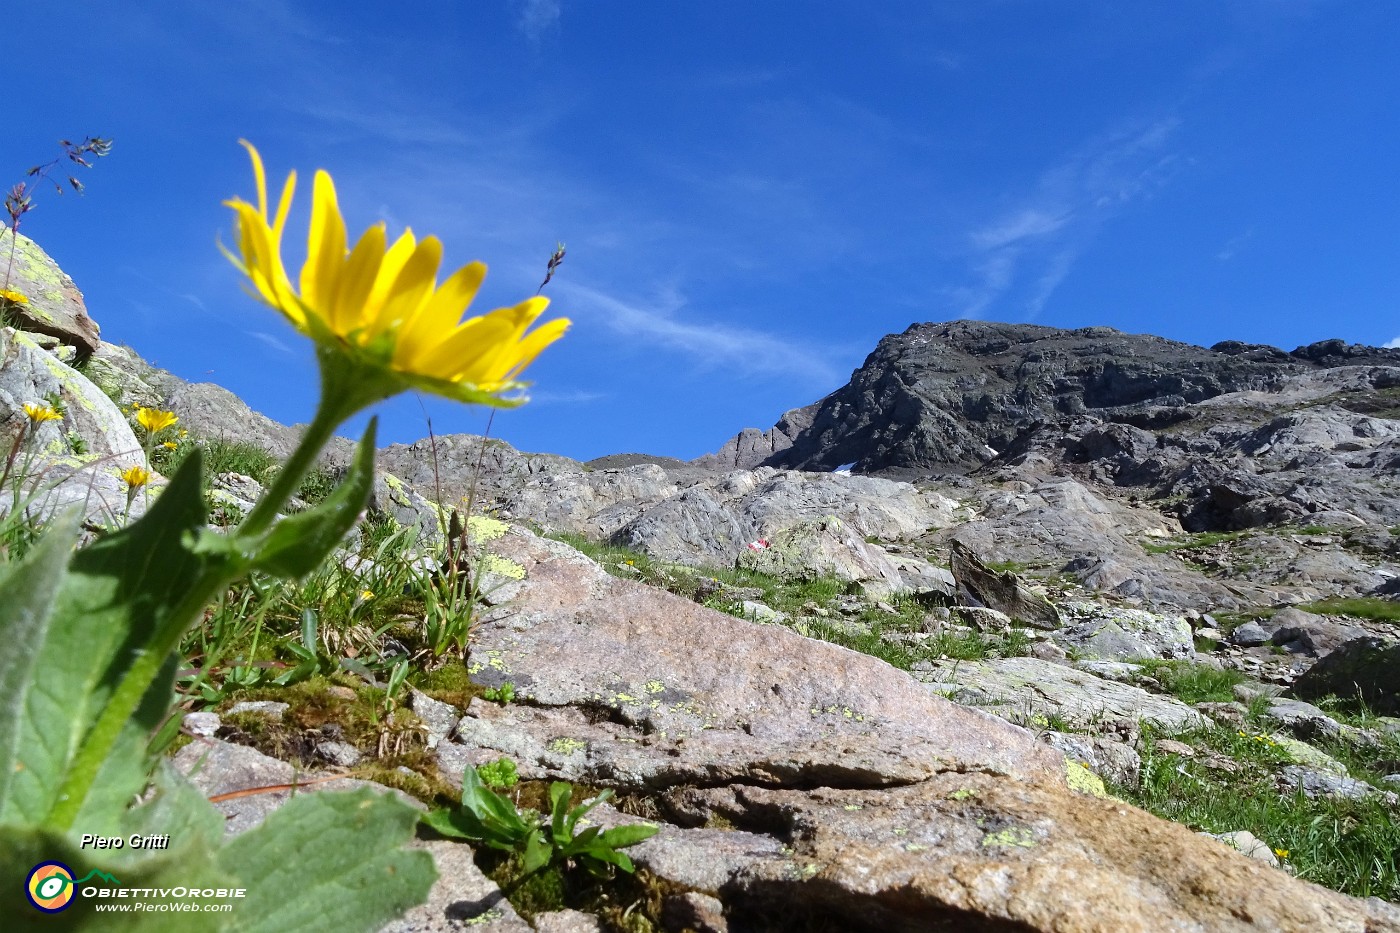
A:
[[201, 436, 281, 484], [478, 757, 520, 789], [382, 657, 410, 716], [1297, 597, 1400, 623], [484, 682, 517, 704], [1141, 530, 1248, 555], [1138, 660, 1248, 704], [425, 766, 658, 878]]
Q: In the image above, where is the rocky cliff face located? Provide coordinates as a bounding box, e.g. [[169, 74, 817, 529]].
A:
[[702, 320, 1400, 475]]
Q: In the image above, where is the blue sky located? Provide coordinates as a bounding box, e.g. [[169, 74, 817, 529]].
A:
[[9, 1, 1399, 461]]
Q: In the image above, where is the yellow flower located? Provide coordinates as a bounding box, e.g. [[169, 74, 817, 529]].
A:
[[162, 441, 178, 450], [22, 402, 62, 423], [135, 407, 179, 434], [1273, 848, 1289, 859], [360, 590, 375, 601], [0, 288, 28, 305], [119, 465, 151, 489], [223, 141, 569, 408]]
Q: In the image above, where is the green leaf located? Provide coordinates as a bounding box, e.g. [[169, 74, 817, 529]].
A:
[[40, 451, 226, 827], [245, 420, 377, 578], [594, 823, 659, 850], [582, 847, 636, 875], [73, 653, 180, 834], [548, 781, 572, 844], [521, 828, 551, 875], [219, 788, 434, 933], [461, 766, 532, 835], [0, 508, 79, 819]]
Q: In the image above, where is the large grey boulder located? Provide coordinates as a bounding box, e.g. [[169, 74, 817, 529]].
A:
[[0, 327, 157, 529], [0, 232, 101, 358], [736, 515, 906, 597], [445, 524, 1068, 792], [376, 434, 586, 513], [503, 463, 677, 538], [1291, 637, 1400, 715], [609, 484, 751, 567], [0, 327, 140, 462], [918, 656, 1211, 733], [1051, 600, 1196, 661], [606, 467, 959, 577]]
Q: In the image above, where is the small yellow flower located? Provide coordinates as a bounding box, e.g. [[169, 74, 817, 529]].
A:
[[178, 429, 188, 437], [222, 141, 569, 409], [1274, 848, 1289, 859], [0, 288, 28, 305], [360, 590, 375, 600], [119, 465, 151, 489], [22, 402, 62, 423], [162, 440, 178, 450], [135, 407, 179, 434]]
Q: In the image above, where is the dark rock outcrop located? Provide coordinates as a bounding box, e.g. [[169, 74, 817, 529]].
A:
[[700, 320, 1315, 473], [698, 321, 1400, 499], [1291, 637, 1400, 716]]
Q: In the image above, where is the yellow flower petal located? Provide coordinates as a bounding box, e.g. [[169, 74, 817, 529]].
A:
[[22, 402, 62, 423], [369, 235, 442, 338], [303, 169, 348, 312], [398, 260, 487, 352], [135, 407, 179, 433], [360, 229, 418, 329], [328, 223, 388, 333]]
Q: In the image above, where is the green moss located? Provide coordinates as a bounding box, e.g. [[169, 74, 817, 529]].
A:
[[408, 664, 485, 710]]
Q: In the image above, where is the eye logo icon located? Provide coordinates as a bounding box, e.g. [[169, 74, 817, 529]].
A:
[[25, 863, 119, 913], [27, 862, 76, 912]]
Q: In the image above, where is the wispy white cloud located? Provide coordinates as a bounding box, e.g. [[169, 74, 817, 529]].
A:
[[1384, 336, 1400, 349], [1025, 250, 1078, 317], [517, 0, 561, 41], [527, 388, 608, 405], [560, 281, 842, 386], [950, 116, 1183, 318], [969, 209, 1070, 251], [1216, 227, 1255, 261], [247, 331, 294, 355]]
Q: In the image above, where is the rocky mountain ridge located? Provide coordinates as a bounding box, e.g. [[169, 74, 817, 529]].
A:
[[699, 319, 1400, 477]]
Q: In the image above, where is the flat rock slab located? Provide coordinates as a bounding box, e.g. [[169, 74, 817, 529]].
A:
[[665, 775, 1399, 933], [917, 656, 1211, 733], [173, 739, 419, 835], [465, 528, 1067, 791]]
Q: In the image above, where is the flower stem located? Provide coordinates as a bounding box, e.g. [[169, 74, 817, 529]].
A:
[[236, 404, 338, 539]]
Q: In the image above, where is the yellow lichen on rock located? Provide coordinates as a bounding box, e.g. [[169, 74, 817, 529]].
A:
[[1065, 759, 1109, 798]]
